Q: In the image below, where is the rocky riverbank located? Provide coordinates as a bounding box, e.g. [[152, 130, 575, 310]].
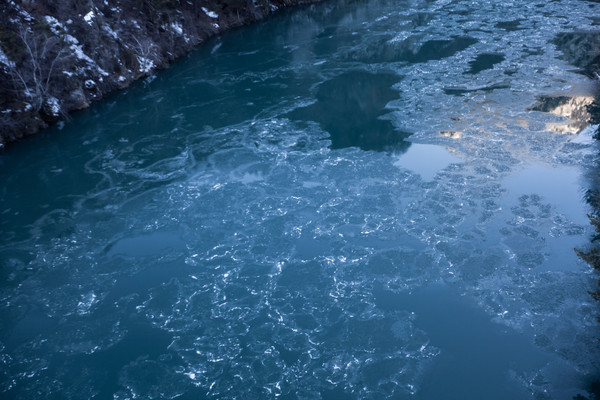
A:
[[0, 0, 322, 148]]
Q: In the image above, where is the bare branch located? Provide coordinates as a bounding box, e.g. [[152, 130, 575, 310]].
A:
[[6, 26, 69, 112]]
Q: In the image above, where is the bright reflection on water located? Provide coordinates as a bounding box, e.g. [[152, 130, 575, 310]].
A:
[[504, 164, 586, 225], [393, 144, 461, 180], [1, 0, 600, 399]]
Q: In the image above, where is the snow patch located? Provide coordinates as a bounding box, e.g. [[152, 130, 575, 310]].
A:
[[18, 9, 34, 22], [64, 34, 79, 45], [103, 24, 119, 40], [0, 48, 14, 68], [45, 16, 63, 35], [45, 96, 60, 116], [84, 10, 95, 25], [44, 17, 78, 44], [85, 79, 96, 89], [71, 44, 94, 64], [45, 17, 78, 43], [137, 56, 155, 74], [171, 22, 183, 35], [202, 7, 219, 19]]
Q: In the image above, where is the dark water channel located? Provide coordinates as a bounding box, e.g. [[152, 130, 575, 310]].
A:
[[1, 0, 600, 399]]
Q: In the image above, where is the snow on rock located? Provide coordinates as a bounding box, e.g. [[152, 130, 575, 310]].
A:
[[171, 22, 183, 35], [202, 7, 219, 19], [103, 24, 119, 40], [18, 8, 34, 22], [45, 16, 63, 34], [64, 34, 79, 45], [84, 80, 96, 89], [130, 20, 141, 30], [44, 97, 60, 117], [84, 10, 95, 25], [45, 16, 79, 44], [0, 48, 14, 68], [137, 56, 155, 74], [71, 44, 94, 64]]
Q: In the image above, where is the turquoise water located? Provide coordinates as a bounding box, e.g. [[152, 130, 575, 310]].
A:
[[1, 0, 600, 398]]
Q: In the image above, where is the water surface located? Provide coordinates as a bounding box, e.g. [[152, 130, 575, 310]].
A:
[[1, 0, 600, 399]]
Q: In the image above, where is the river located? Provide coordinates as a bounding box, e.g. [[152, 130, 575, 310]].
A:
[[1, 0, 599, 398]]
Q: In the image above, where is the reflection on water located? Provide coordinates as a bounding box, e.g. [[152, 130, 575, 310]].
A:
[[529, 94, 595, 134], [106, 231, 185, 257], [503, 164, 587, 225], [347, 35, 479, 64], [287, 70, 411, 151], [553, 31, 600, 78], [443, 83, 511, 96], [467, 53, 506, 75], [575, 91, 600, 397], [375, 282, 566, 399], [393, 143, 461, 180]]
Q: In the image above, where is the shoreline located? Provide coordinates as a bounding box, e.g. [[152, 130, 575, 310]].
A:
[[0, 0, 324, 148]]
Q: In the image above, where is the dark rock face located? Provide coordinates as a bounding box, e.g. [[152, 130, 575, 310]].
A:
[[0, 0, 321, 147]]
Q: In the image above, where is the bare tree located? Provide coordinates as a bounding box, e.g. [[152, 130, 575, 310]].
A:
[[130, 35, 157, 74], [7, 26, 69, 114]]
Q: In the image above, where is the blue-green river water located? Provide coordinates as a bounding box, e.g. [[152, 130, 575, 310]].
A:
[[2, 0, 600, 398]]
